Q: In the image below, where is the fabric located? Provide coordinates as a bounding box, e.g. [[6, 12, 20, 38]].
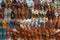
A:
[[2, 28, 6, 39], [0, 0, 2, 8], [3, 0, 7, 4], [17, 38, 21, 40], [44, 4, 49, 10], [10, 19, 14, 29], [46, 0, 52, 2], [12, 28, 17, 32], [0, 28, 2, 33], [7, 8, 12, 20], [2, 20, 6, 28], [56, 29, 60, 33], [34, 10, 39, 14], [32, 8, 35, 14], [31, 20, 35, 27], [4, 8, 8, 21], [28, 8, 32, 18], [39, 17, 43, 23], [0, 19, 2, 27], [10, 11, 15, 19], [37, 19, 41, 25], [40, 0, 52, 2], [26, 0, 34, 7], [19, 0, 24, 3], [17, 1, 21, 8], [40, 0, 46, 4], [8, 8, 12, 15], [12, 0, 17, 3], [0, 0, 2, 4], [42, 17, 48, 23], [38, 25, 41, 28], [16, 0, 19, 3], [39, 10, 42, 14], [10, 0, 13, 2], [7, 37, 13, 40], [54, 12, 59, 17], [46, 10, 52, 19]]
